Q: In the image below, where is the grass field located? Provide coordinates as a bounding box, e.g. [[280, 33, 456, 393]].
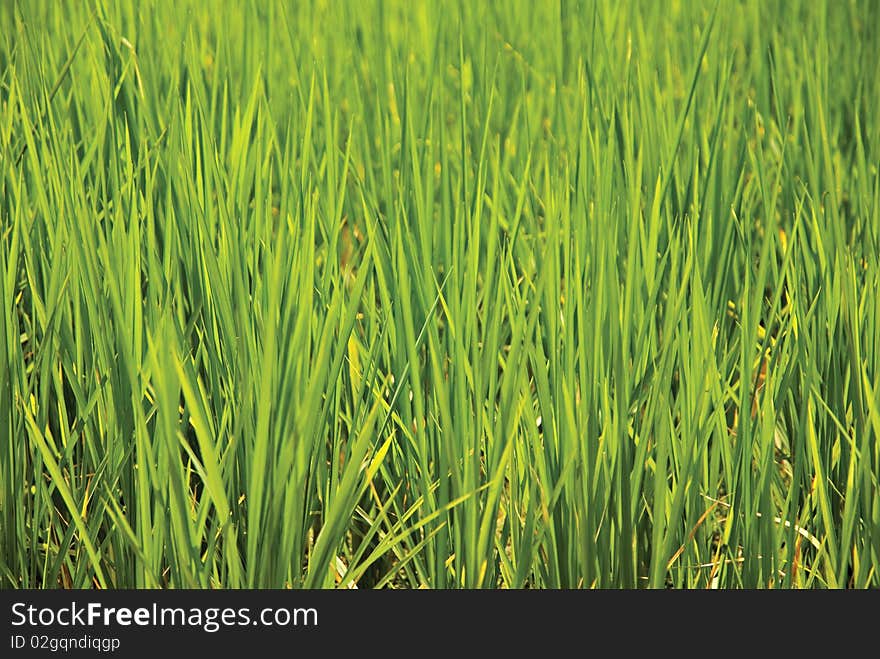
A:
[[1, 0, 878, 589]]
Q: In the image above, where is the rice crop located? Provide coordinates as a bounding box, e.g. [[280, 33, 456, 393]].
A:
[[1, 0, 878, 589]]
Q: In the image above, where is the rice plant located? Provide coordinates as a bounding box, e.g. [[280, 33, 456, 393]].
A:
[[1, 0, 878, 589]]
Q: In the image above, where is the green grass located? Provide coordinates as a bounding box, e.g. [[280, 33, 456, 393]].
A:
[[1, 0, 878, 589]]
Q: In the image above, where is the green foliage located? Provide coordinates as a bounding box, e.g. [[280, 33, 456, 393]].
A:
[[1, 0, 878, 588]]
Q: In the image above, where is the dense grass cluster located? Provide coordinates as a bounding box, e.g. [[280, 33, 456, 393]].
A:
[[1, 0, 878, 589]]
